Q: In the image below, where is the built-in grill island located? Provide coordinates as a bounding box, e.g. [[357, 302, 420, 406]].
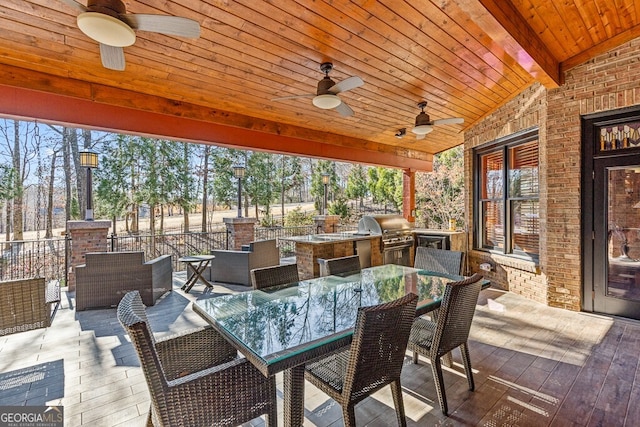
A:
[[357, 214, 415, 266]]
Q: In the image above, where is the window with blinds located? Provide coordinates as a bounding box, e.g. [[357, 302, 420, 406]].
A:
[[475, 129, 539, 260]]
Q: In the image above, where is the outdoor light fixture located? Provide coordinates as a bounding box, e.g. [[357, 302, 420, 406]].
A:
[[79, 150, 99, 221], [322, 173, 330, 215], [412, 101, 434, 136], [233, 164, 246, 218], [312, 94, 341, 110], [77, 13, 136, 47]]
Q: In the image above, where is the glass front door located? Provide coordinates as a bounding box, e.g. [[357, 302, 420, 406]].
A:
[[593, 159, 640, 318]]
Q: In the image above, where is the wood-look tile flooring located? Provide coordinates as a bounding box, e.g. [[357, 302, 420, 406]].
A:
[[2, 273, 640, 426]]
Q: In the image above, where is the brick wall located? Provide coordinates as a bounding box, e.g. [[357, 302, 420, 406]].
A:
[[464, 36, 640, 311], [68, 220, 111, 292]]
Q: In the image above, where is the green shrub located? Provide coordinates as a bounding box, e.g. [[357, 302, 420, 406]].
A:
[[284, 207, 314, 226]]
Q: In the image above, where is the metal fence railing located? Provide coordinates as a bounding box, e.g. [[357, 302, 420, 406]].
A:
[[109, 231, 228, 272], [0, 238, 68, 284], [0, 222, 360, 284]]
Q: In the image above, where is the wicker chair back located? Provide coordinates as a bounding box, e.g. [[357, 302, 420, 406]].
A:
[[117, 291, 277, 427], [250, 263, 299, 290], [304, 292, 418, 426], [323, 255, 361, 276], [414, 247, 464, 275]]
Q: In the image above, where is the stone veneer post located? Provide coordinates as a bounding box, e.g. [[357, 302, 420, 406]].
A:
[[223, 217, 257, 250], [67, 220, 111, 292], [313, 215, 340, 233]]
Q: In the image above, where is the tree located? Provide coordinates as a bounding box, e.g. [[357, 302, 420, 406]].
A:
[[277, 155, 302, 221], [368, 167, 401, 212], [0, 120, 38, 240], [345, 164, 368, 210], [0, 164, 15, 242], [211, 148, 241, 210], [95, 134, 130, 233], [415, 146, 464, 229], [245, 152, 277, 220]]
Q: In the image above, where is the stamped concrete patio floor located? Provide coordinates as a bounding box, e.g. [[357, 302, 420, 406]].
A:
[[1, 273, 640, 426]]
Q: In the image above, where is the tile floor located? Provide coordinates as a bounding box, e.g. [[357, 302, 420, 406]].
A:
[[1, 273, 640, 426]]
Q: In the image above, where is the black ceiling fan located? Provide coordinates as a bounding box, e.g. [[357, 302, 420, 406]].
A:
[[398, 101, 464, 140], [272, 62, 364, 117], [61, 0, 200, 71]]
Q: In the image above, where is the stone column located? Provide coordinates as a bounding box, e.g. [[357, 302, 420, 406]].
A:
[[313, 215, 340, 233], [67, 220, 111, 292], [223, 217, 257, 250]]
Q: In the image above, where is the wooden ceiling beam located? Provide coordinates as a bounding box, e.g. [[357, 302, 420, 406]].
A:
[[561, 24, 640, 73], [0, 65, 432, 171], [452, 0, 561, 88]]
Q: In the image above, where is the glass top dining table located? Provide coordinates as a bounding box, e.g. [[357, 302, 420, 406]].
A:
[[193, 264, 487, 427]]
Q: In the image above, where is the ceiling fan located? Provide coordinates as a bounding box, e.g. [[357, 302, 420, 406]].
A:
[[398, 101, 464, 140], [61, 0, 200, 71], [272, 62, 363, 117]]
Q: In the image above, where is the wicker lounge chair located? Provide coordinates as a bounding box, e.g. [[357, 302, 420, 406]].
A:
[[304, 293, 418, 427], [407, 273, 484, 415], [318, 255, 361, 276], [75, 252, 172, 311], [209, 239, 280, 286], [117, 291, 277, 427], [413, 247, 464, 275], [0, 277, 59, 336], [250, 263, 299, 290]]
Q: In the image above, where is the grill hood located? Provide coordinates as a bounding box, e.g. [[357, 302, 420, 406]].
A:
[[358, 214, 413, 235]]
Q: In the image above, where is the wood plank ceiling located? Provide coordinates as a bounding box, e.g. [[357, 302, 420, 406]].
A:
[[0, 0, 639, 170]]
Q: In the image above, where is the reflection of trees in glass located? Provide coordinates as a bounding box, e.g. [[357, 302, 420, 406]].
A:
[[207, 269, 453, 359], [416, 276, 444, 302]]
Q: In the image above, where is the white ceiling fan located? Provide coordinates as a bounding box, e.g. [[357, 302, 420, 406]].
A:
[[399, 101, 464, 140], [60, 0, 200, 71], [272, 62, 364, 117]]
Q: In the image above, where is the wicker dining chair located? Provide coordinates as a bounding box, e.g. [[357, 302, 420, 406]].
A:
[[250, 263, 299, 290], [407, 273, 484, 416], [304, 292, 418, 427], [320, 255, 361, 276], [117, 291, 277, 427], [413, 246, 464, 275]]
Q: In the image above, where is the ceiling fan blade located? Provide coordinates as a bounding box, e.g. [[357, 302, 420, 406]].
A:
[[433, 117, 464, 125], [122, 14, 200, 38], [271, 94, 315, 101], [100, 44, 125, 71], [334, 101, 354, 117], [329, 76, 364, 94], [59, 0, 87, 12]]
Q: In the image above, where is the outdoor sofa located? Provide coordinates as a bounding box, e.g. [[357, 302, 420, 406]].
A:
[[208, 239, 280, 286], [75, 251, 172, 311], [0, 277, 60, 336]]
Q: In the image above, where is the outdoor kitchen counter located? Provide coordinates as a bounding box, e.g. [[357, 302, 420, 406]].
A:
[[280, 233, 383, 279]]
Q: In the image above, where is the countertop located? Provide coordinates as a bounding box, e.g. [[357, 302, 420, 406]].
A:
[[279, 233, 380, 245], [412, 229, 465, 235]]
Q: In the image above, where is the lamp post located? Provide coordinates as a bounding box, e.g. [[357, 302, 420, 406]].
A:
[[322, 173, 330, 215], [233, 164, 246, 218], [79, 150, 98, 221]]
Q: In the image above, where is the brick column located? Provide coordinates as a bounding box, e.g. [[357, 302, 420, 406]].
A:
[[313, 215, 340, 233], [67, 220, 111, 292], [223, 217, 257, 250]]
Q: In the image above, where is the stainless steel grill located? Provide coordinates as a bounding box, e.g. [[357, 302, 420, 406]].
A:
[[358, 214, 414, 266]]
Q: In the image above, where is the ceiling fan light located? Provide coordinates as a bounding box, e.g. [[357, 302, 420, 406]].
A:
[[313, 94, 341, 109], [412, 124, 433, 135], [77, 12, 136, 47]]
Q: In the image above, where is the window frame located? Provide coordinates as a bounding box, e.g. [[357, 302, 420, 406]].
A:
[[473, 127, 539, 262]]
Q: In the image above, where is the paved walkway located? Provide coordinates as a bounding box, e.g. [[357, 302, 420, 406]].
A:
[[1, 274, 640, 426]]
